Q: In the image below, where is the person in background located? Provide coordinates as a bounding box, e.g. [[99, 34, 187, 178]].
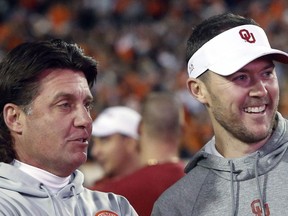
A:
[[91, 106, 142, 180], [152, 13, 288, 215], [90, 91, 185, 216], [0, 39, 138, 216]]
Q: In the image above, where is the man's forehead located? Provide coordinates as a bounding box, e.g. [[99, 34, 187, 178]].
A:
[[36, 69, 92, 99]]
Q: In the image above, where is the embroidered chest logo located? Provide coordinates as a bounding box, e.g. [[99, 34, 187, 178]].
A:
[[239, 29, 256, 43], [251, 199, 270, 216], [95, 210, 118, 216]]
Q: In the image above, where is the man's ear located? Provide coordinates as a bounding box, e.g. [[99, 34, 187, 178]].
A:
[[186, 78, 208, 104], [3, 103, 24, 133]]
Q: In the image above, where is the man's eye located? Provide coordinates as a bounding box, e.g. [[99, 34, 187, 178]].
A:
[[232, 74, 247, 81], [263, 71, 273, 78], [238, 75, 247, 80], [85, 103, 93, 111], [59, 103, 71, 109]]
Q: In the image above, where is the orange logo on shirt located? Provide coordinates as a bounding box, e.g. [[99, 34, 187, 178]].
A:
[[251, 199, 270, 216], [95, 210, 118, 216]]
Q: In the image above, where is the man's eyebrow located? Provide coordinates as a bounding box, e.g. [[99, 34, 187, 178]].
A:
[[52, 92, 93, 102]]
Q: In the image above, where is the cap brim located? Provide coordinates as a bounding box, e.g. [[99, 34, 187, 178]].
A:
[[210, 47, 288, 76]]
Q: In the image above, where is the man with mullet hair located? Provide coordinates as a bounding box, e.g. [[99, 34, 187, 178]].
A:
[[152, 13, 288, 216], [0, 39, 138, 216]]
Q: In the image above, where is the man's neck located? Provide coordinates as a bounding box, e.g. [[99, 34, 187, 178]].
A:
[[12, 160, 71, 193], [140, 139, 180, 166], [214, 134, 271, 158]]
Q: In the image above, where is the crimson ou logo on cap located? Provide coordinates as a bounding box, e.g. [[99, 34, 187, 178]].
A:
[[239, 29, 256, 43]]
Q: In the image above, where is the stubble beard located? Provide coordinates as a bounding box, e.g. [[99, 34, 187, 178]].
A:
[[212, 104, 277, 144]]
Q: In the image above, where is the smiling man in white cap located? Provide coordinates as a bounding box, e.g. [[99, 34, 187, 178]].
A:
[[90, 106, 141, 181], [152, 13, 288, 216]]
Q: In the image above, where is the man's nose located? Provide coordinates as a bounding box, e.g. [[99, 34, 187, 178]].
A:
[[249, 80, 267, 97]]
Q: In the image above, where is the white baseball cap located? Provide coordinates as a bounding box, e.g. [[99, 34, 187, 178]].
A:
[[187, 24, 288, 78], [92, 106, 141, 139]]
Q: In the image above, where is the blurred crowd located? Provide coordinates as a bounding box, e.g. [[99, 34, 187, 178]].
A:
[[1, 0, 288, 156]]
